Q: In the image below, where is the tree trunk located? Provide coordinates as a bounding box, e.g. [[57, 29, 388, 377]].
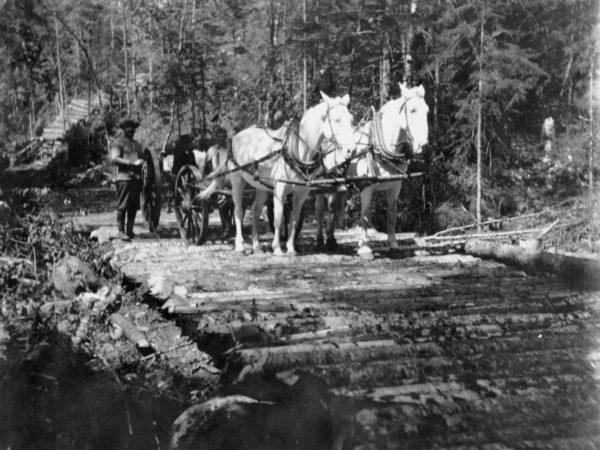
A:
[[190, 0, 197, 133], [109, 1, 115, 110], [122, 2, 130, 115], [281, 0, 287, 92], [476, 1, 485, 232], [176, 0, 189, 135], [266, 0, 277, 126], [380, 34, 390, 105], [200, 53, 206, 139], [74, 28, 81, 99], [433, 60, 439, 140], [29, 88, 35, 139], [348, 0, 366, 98], [402, 0, 417, 84], [589, 57, 595, 191], [54, 18, 66, 132], [302, 0, 307, 112]]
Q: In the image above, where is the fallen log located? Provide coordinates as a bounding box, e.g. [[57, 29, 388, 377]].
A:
[[427, 227, 545, 243], [464, 240, 600, 290], [233, 339, 443, 374], [110, 313, 154, 352]]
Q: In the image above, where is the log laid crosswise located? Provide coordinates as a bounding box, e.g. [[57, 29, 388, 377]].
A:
[[42, 93, 109, 141]]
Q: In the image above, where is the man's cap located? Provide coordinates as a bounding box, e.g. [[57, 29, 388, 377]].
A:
[[118, 117, 140, 129]]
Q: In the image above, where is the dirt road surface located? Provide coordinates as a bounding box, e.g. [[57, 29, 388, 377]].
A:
[[79, 208, 600, 449]]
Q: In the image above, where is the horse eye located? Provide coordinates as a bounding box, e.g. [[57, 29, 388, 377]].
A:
[[410, 108, 417, 114]]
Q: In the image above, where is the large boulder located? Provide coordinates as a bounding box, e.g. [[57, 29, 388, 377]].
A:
[[52, 255, 99, 297]]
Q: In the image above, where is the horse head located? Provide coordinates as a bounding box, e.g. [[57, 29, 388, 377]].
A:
[[316, 92, 356, 162], [397, 82, 429, 155]]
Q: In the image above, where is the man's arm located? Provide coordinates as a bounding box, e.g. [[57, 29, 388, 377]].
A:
[[161, 141, 176, 156], [110, 141, 143, 168]]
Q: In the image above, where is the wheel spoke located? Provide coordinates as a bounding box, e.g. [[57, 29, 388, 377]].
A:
[[181, 212, 189, 227], [187, 215, 195, 238]]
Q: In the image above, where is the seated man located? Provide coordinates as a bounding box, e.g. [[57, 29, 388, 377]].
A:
[[162, 134, 196, 212], [163, 134, 196, 176], [206, 127, 234, 238]]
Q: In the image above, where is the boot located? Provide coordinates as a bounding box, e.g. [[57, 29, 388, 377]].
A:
[[116, 210, 130, 241], [218, 207, 232, 239], [126, 209, 137, 239]]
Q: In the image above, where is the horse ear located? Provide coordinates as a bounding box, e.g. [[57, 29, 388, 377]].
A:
[[341, 94, 350, 105], [320, 91, 332, 104], [417, 85, 425, 97], [399, 82, 408, 96]]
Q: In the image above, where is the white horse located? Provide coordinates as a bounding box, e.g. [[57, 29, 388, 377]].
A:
[[205, 92, 356, 255], [315, 83, 429, 259]]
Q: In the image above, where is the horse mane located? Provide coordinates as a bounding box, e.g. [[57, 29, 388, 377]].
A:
[[379, 98, 402, 115], [379, 86, 426, 116]]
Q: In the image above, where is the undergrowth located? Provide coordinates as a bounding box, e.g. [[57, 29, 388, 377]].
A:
[[0, 187, 185, 450]]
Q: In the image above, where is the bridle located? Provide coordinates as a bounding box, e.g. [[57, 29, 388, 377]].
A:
[[371, 95, 419, 162], [284, 101, 353, 179]]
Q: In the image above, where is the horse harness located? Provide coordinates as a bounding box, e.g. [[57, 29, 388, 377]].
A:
[[371, 96, 414, 163], [224, 101, 352, 188]]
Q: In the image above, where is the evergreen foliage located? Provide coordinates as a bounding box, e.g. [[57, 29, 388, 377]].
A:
[[0, 0, 597, 225]]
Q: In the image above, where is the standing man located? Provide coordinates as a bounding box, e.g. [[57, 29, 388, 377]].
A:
[[206, 126, 234, 238], [110, 117, 144, 241]]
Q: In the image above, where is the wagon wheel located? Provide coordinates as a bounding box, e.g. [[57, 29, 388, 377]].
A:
[[266, 196, 305, 242], [141, 148, 162, 232], [174, 165, 209, 245]]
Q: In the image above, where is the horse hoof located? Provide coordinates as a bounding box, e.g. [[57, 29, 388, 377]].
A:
[[273, 248, 285, 256], [252, 246, 265, 255], [286, 249, 297, 256], [326, 237, 338, 252], [357, 246, 374, 260], [235, 245, 246, 253]]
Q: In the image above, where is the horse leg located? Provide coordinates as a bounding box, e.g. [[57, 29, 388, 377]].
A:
[[325, 193, 338, 251], [286, 188, 309, 255], [336, 191, 347, 230], [251, 189, 269, 253], [386, 182, 402, 250], [271, 183, 286, 255], [357, 187, 375, 260], [314, 193, 325, 247], [230, 174, 246, 253]]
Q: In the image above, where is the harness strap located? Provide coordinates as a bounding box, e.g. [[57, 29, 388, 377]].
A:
[[371, 109, 408, 164], [281, 119, 323, 181], [222, 142, 283, 180]]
